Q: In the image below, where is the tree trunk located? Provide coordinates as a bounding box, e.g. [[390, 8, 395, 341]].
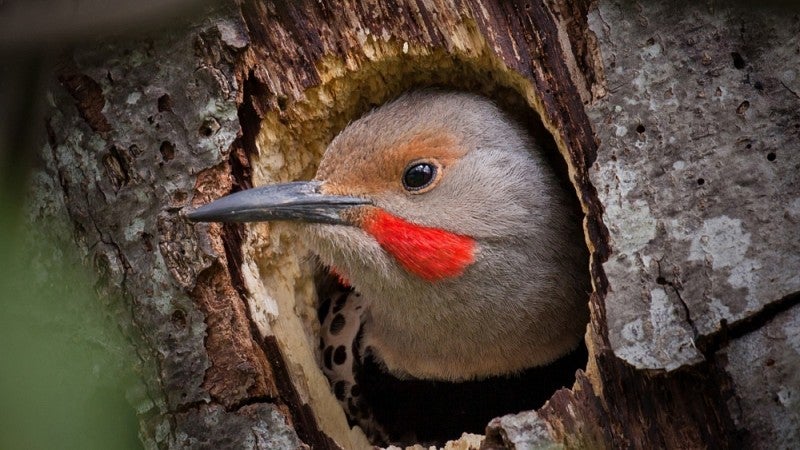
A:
[[35, 0, 799, 448]]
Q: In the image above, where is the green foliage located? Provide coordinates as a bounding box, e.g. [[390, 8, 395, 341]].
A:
[[0, 201, 142, 450]]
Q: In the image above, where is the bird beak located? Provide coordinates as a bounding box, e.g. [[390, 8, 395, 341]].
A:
[[187, 181, 372, 225]]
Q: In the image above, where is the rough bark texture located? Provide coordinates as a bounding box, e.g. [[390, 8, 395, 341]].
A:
[[36, 0, 799, 449], [44, 4, 305, 448], [590, 0, 800, 371], [585, 2, 800, 449]]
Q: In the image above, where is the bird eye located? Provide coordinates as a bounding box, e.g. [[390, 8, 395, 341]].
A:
[[402, 162, 437, 191]]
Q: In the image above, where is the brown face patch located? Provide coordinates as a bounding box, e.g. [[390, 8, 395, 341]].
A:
[[317, 131, 464, 198]]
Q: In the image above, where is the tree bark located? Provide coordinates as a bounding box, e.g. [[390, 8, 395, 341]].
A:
[[36, 0, 799, 449]]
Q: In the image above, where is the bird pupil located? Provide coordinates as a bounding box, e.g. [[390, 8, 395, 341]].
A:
[[403, 163, 435, 190]]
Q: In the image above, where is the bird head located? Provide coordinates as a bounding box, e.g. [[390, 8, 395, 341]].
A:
[[189, 91, 589, 380]]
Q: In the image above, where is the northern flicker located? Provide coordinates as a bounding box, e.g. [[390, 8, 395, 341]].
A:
[[188, 91, 590, 444]]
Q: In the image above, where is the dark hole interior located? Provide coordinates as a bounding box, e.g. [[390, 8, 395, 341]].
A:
[[731, 51, 746, 69], [359, 340, 587, 446], [311, 82, 589, 447]]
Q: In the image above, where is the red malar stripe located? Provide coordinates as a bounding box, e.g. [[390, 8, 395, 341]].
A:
[[363, 210, 476, 281]]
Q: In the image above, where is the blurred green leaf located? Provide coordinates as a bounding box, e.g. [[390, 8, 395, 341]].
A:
[[0, 199, 142, 450]]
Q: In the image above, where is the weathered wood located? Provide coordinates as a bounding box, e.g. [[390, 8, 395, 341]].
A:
[[590, 0, 800, 372], [37, 0, 800, 448], [44, 4, 307, 447], [583, 1, 800, 447]]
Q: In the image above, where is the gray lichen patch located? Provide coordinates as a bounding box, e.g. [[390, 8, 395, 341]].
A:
[[484, 411, 561, 450], [721, 304, 800, 448], [588, 1, 800, 370], [43, 13, 257, 445], [239, 27, 568, 449], [170, 403, 304, 449]]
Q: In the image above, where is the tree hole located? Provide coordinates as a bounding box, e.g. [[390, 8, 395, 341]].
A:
[[171, 309, 187, 329], [308, 90, 586, 448], [159, 141, 175, 162], [198, 117, 220, 137], [736, 101, 750, 115], [157, 94, 173, 112], [731, 52, 746, 69], [767, 152, 776, 161], [697, 177, 705, 185], [246, 49, 591, 449], [277, 95, 288, 111]]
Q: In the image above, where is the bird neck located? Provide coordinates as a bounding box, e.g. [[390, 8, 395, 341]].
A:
[[361, 209, 476, 282]]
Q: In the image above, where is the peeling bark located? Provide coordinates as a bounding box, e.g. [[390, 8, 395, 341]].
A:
[[36, 0, 800, 449]]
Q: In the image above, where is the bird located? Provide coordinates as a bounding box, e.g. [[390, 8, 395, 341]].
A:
[[188, 90, 590, 445]]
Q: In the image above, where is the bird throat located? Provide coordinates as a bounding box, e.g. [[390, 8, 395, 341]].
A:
[[362, 209, 476, 281]]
